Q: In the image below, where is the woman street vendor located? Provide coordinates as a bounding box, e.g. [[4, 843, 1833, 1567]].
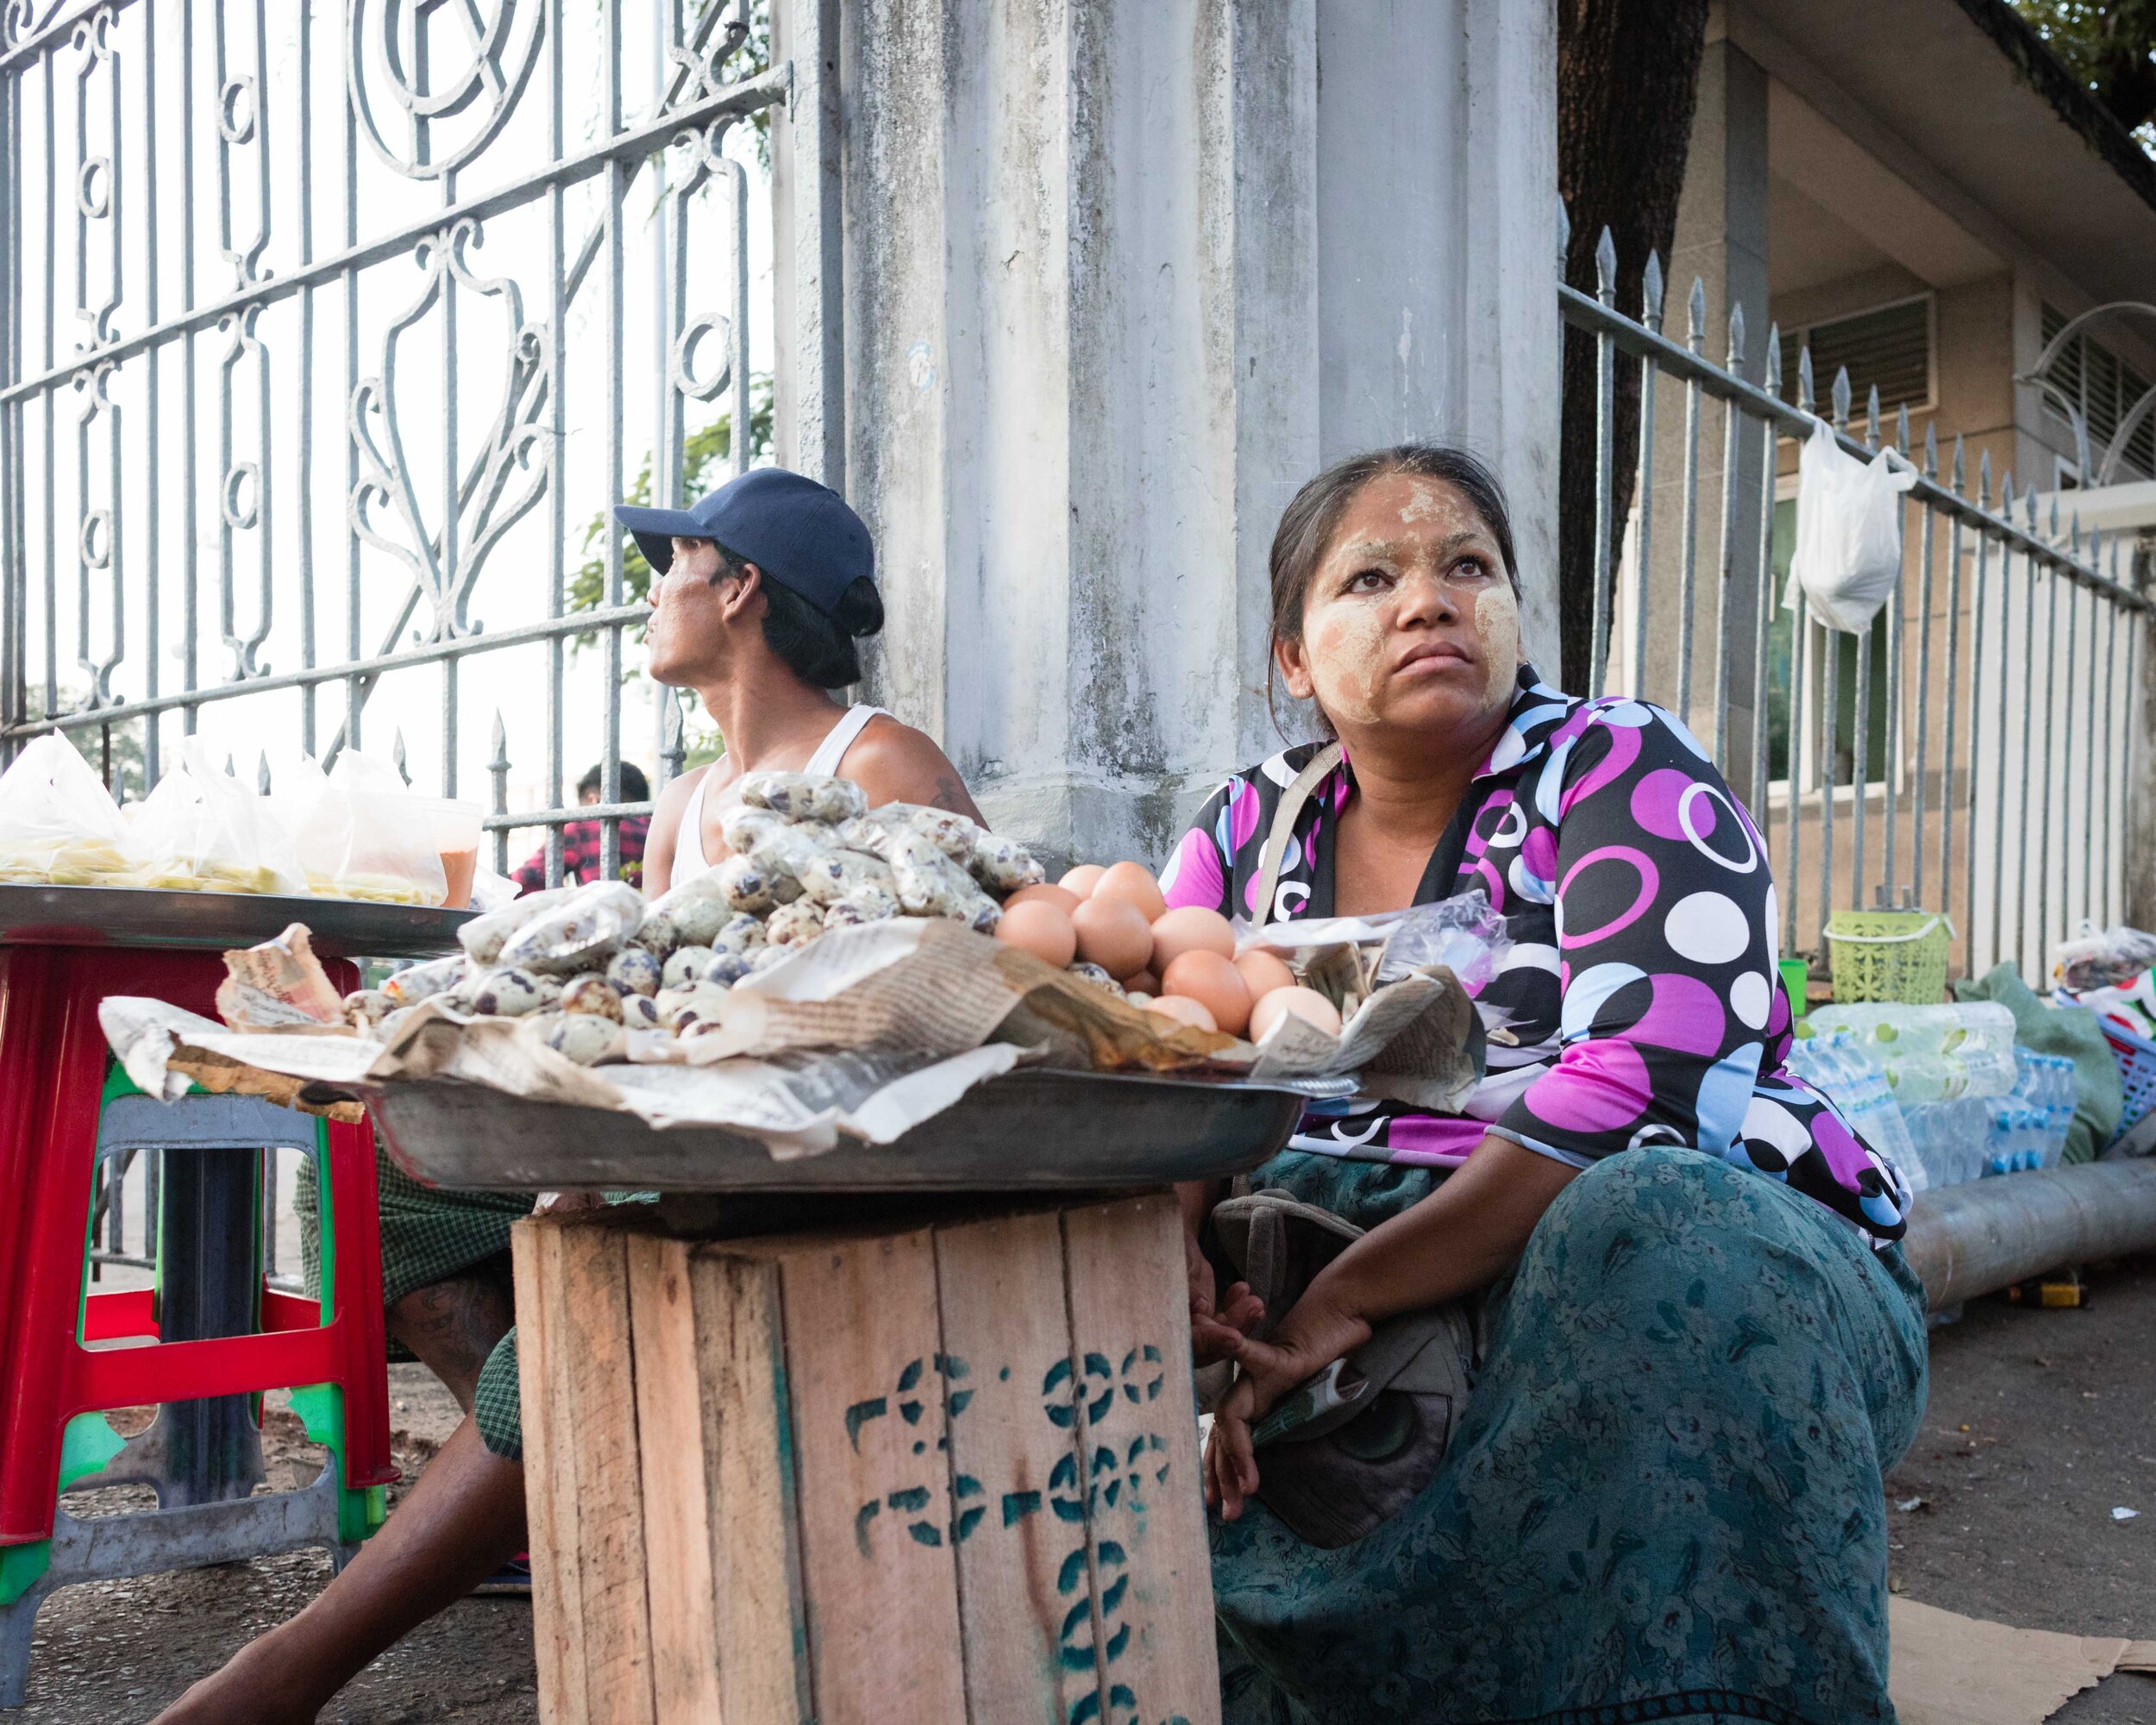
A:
[[1169, 446, 1927, 1722], [155, 467, 984, 1724]]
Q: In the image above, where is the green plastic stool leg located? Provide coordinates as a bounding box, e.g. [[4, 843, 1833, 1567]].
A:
[[288, 1383, 388, 1545]]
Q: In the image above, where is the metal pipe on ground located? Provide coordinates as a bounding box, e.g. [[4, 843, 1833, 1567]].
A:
[[1902, 1159, 2156, 1310]]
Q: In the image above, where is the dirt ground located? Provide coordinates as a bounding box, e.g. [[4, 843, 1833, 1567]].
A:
[[14, 1259, 2156, 1723], [12, 1365, 536, 1724], [1884, 1254, 2156, 1723]]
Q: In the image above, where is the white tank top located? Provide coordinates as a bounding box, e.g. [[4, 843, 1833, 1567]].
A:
[[667, 704, 889, 893]]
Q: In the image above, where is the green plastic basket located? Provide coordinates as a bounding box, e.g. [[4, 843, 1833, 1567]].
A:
[[1822, 909, 1952, 1005]]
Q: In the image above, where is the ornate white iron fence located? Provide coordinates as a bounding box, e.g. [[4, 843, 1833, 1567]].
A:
[[0, 0, 833, 884]]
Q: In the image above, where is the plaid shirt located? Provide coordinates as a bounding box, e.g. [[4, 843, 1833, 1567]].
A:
[[513, 814, 650, 894]]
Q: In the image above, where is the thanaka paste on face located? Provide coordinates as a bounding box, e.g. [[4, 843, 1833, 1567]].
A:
[[1287, 471, 1517, 732], [1473, 581, 1522, 709]]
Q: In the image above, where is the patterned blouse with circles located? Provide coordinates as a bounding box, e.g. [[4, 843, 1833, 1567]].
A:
[[1160, 666, 1913, 1244]]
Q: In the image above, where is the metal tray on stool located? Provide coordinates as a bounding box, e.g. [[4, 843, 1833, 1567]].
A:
[[364, 1066, 1309, 1194], [0, 883, 472, 958]]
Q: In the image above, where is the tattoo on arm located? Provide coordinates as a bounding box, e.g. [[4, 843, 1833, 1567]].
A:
[[930, 768, 986, 824]]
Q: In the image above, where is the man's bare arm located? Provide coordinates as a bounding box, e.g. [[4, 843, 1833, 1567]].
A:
[[843, 718, 987, 824]]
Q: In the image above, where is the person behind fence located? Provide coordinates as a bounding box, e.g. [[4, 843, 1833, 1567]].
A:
[[156, 466, 985, 1725], [1174, 444, 1930, 1723], [511, 761, 653, 893]]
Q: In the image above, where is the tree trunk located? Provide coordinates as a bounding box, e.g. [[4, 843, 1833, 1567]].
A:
[[1556, 0, 1711, 693]]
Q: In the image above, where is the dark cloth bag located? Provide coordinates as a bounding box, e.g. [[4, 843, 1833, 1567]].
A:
[[1206, 1189, 1478, 1548]]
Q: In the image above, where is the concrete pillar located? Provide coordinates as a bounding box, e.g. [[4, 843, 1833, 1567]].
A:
[[814, 0, 1559, 868], [1636, 33, 1770, 768]]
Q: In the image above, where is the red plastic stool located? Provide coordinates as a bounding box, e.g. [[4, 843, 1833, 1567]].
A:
[[0, 944, 396, 1707]]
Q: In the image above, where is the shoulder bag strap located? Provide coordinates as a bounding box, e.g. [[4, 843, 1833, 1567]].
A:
[[1249, 741, 1344, 932]]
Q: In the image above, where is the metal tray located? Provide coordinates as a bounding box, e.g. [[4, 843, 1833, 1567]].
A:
[[365, 1066, 1307, 1194], [0, 883, 473, 958]]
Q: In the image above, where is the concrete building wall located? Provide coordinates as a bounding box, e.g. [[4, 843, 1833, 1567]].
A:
[[812, 0, 1561, 870]]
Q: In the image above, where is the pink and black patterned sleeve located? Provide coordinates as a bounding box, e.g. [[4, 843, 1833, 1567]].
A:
[[1489, 707, 1783, 1168], [1159, 777, 1247, 917]]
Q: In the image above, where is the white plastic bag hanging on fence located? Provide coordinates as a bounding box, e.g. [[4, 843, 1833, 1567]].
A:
[[1784, 419, 1918, 634]]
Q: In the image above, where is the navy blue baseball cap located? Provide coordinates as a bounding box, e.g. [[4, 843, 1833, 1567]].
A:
[[614, 467, 874, 617]]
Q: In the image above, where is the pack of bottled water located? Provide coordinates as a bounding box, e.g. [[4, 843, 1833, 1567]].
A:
[[1804, 1001, 2020, 1102], [1900, 1048, 2076, 1186], [1785, 1031, 2078, 1191], [1782, 1030, 1925, 1189]]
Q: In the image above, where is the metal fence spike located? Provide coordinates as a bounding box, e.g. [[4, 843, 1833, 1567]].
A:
[[1726, 301, 1745, 372], [1764, 323, 1783, 393], [257, 753, 271, 797], [1595, 226, 1617, 303], [1897, 401, 1911, 455], [1555, 196, 1571, 270], [1952, 433, 1965, 493], [1832, 366, 1852, 429], [1978, 448, 1992, 508], [1798, 346, 1814, 413], [393, 730, 411, 787], [1687, 278, 1706, 350], [1922, 421, 1938, 477], [1642, 250, 1665, 329], [487, 711, 511, 775], [224, 754, 235, 780], [1865, 383, 1881, 450]]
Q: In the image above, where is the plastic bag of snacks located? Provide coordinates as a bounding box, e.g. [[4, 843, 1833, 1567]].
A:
[[0, 734, 139, 885], [130, 739, 306, 895], [280, 751, 449, 906]]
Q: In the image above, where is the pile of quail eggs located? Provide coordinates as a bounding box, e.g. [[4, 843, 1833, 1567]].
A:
[[340, 771, 1047, 1066]]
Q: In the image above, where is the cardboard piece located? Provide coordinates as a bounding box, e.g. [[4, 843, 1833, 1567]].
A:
[[1888, 1597, 2130, 1724]]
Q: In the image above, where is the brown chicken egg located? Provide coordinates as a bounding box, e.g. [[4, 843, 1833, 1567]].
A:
[[1093, 860, 1168, 923], [1232, 949, 1298, 1000], [1070, 895, 1153, 977], [1162, 950, 1253, 1036], [1005, 882, 1083, 917], [1150, 905, 1236, 974], [1144, 994, 1219, 1033], [1249, 985, 1343, 1043], [1060, 863, 1107, 898], [1119, 968, 1161, 996], [993, 899, 1078, 969]]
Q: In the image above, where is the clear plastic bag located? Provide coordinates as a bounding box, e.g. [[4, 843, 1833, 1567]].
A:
[[2051, 921, 2156, 994], [0, 734, 138, 885], [130, 739, 306, 895], [1373, 891, 1514, 991], [283, 750, 449, 906], [1785, 420, 1917, 634]]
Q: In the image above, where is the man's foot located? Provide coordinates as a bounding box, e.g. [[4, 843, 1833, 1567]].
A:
[[470, 1552, 532, 1598]]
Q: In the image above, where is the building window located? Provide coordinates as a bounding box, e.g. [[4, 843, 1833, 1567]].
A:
[[2040, 303, 2156, 482], [1799, 296, 1934, 417]]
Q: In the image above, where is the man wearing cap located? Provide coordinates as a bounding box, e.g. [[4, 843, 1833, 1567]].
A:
[[156, 469, 985, 1725]]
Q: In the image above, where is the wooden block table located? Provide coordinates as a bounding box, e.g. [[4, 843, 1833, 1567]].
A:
[[514, 1190, 1217, 1725]]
